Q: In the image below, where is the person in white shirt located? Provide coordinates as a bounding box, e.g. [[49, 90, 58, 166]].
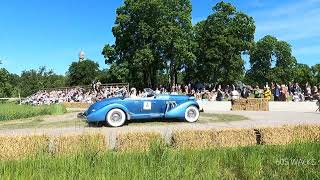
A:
[[155, 88, 160, 95], [130, 88, 137, 98], [292, 92, 300, 102], [231, 85, 240, 101]]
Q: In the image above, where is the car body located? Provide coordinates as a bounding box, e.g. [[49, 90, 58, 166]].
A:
[[84, 93, 200, 127]]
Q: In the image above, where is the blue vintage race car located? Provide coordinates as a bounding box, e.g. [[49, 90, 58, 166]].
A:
[[84, 89, 200, 127]]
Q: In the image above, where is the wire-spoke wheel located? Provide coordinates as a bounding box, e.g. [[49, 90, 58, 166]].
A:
[[184, 106, 199, 123], [106, 108, 126, 127]]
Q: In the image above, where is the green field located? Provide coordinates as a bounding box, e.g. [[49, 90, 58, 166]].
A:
[[0, 103, 67, 121], [0, 142, 319, 179]]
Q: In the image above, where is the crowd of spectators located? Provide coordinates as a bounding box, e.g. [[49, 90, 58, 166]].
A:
[[22, 81, 128, 105], [210, 83, 318, 102], [141, 83, 320, 102], [23, 81, 320, 105]]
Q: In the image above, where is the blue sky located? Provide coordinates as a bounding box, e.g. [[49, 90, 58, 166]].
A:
[[0, 0, 319, 75]]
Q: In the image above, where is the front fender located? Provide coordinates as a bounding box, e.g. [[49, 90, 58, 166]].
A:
[[165, 101, 199, 119], [87, 103, 130, 122]]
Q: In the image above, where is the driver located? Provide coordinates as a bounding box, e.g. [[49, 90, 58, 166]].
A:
[[143, 88, 155, 98]]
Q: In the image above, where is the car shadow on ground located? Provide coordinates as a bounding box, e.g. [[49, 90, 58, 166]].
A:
[[126, 118, 184, 125], [87, 118, 184, 128]]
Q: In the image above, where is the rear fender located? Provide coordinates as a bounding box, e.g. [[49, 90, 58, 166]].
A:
[[165, 101, 199, 119]]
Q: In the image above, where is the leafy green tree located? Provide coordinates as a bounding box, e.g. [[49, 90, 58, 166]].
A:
[[103, 0, 194, 88], [271, 41, 297, 83], [66, 60, 100, 86], [291, 63, 313, 85], [247, 35, 277, 85], [311, 64, 320, 85], [99, 63, 129, 84], [19, 69, 42, 97], [0, 68, 14, 97], [19, 67, 66, 97], [194, 2, 255, 84], [247, 35, 297, 86]]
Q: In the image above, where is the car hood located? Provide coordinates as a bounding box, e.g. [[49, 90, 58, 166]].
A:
[[86, 97, 122, 115]]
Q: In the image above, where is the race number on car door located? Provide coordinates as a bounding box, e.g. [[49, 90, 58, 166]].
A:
[[143, 101, 152, 110]]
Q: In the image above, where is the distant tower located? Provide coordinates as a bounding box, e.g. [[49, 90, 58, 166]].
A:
[[79, 49, 85, 62]]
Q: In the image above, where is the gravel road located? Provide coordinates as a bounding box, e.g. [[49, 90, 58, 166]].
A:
[[0, 111, 319, 136]]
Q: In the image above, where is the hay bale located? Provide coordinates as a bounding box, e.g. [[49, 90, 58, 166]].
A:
[[63, 102, 90, 109], [214, 128, 256, 147], [292, 125, 320, 142], [0, 135, 49, 160], [258, 126, 295, 145], [258, 125, 320, 145], [116, 132, 162, 152], [232, 98, 269, 111], [53, 133, 106, 154], [172, 130, 215, 149], [172, 128, 256, 149]]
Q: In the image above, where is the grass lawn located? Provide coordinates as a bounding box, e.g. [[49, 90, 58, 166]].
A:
[[0, 118, 86, 130], [0, 103, 67, 121], [0, 142, 319, 179], [199, 113, 248, 122]]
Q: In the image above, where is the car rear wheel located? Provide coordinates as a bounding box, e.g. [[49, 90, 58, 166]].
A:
[[106, 108, 126, 127], [185, 106, 200, 123]]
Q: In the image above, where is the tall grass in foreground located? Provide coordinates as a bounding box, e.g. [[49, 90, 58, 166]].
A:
[[0, 103, 67, 121], [0, 142, 319, 179]]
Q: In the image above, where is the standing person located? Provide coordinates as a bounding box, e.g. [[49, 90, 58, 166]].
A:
[[263, 86, 272, 100], [96, 80, 101, 93], [216, 85, 224, 101], [288, 82, 294, 96], [274, 84, 280, 101], [305, 84, 312, 101], [91, 80, 96, 94], [241, 87, 250, 99], [253, 86, 262, 98], [184, 85, 189, 94], [280, 85, 287, 101], [294, 83, 302, 94], [171, 85, 176, 94], [230, 85, 239, 102], [312, 86, 319, 100], [292, 92, 300, 102], [224, 85, 230, 99]]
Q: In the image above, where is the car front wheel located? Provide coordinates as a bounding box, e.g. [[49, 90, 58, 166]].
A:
[[185, 106, 200, 123], [106, 108, 126, 127]]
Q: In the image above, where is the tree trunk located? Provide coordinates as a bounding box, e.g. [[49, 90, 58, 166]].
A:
[[174, 69, 178, 85], [169, 62, 175, 87]]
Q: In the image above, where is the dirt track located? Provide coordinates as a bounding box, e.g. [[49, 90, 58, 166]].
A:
[[0, 111, 319, 136]]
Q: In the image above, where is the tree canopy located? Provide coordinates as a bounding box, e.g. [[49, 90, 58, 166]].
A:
[[66, 60, 100, 86], [247, 35, 297, 86], [102, 0, 195, 88], [190, 2, 256, 84], [1, 1, 319, 98]]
